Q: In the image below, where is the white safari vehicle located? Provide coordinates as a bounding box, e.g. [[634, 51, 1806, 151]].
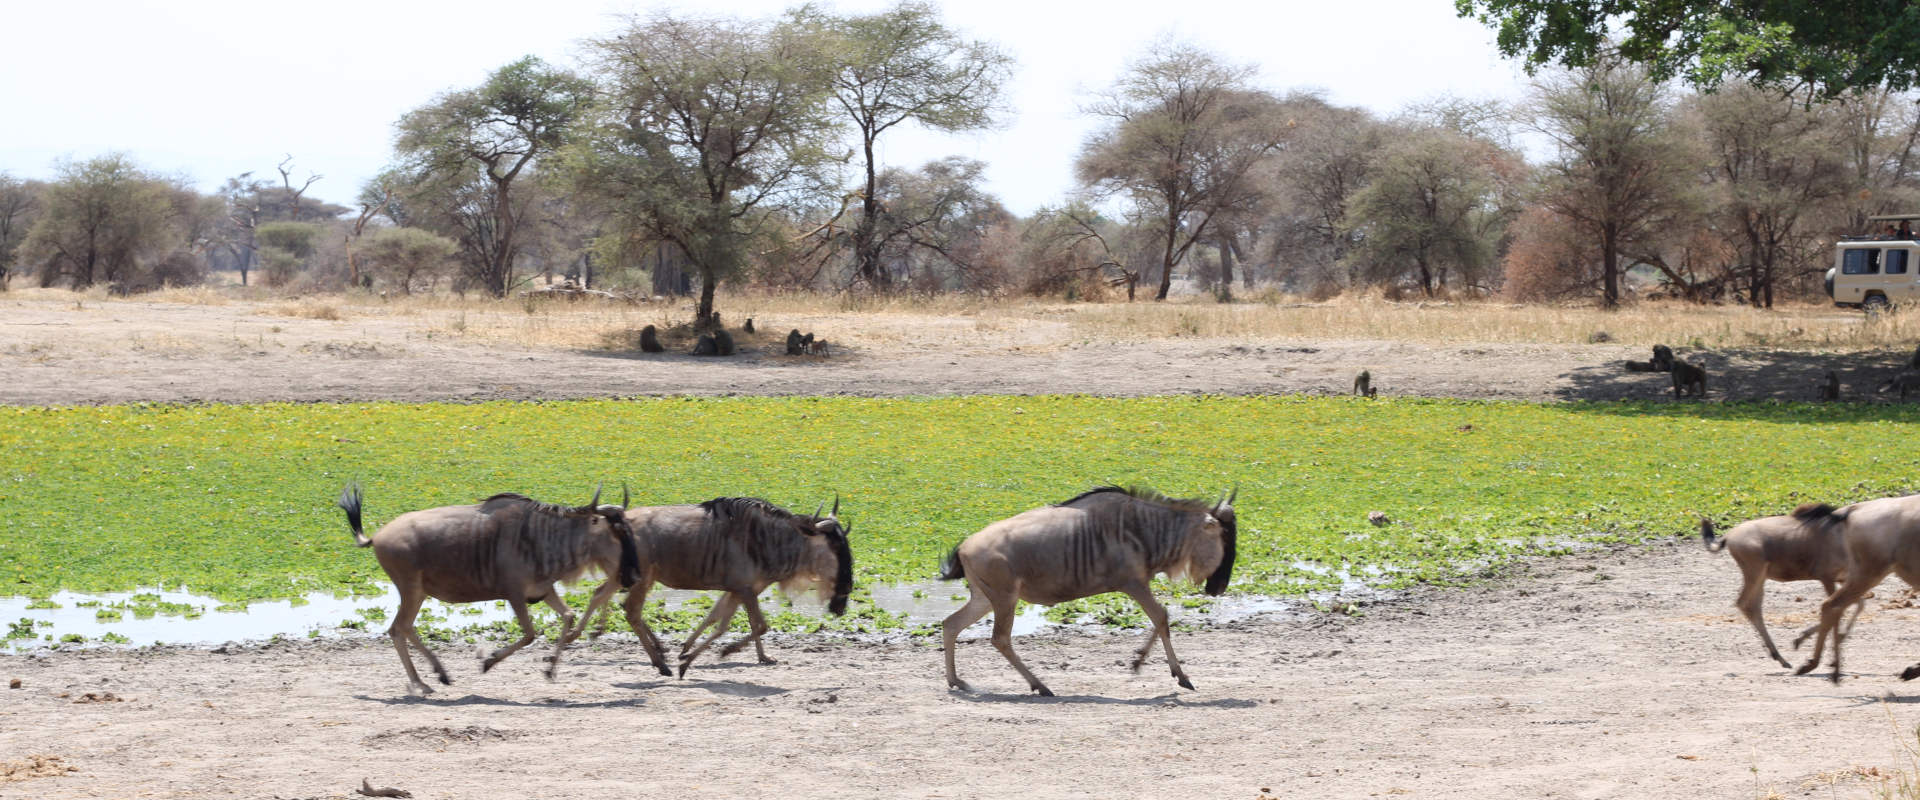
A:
[[1828, 214, 1920, 310]]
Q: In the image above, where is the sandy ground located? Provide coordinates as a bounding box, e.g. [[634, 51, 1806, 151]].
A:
[[1, 295, 1908, 404], [7, 540, 1920, 799], [8, 295, 1920, 799]]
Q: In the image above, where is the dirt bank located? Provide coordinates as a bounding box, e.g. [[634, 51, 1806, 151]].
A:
[[6, 539, 1919, 799]]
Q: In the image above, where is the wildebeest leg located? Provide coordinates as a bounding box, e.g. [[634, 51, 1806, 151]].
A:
[[678, 599, 733, 658], [986, 591, 1051, 697], [1732, 568, 1790, 668], [678, 594, 743, 678], [1797, 565, 1888, 681], [1792, 581, 1868, 650], [719, 593, 777, 664], [387, 583, 439, 696], [1120, 582, 1193, 690], [612, 585, 671, 676], [545, 580, 620, 680], [941, 592, 992, 692], [480, 597, 540, 674], [542, 590, 577, 641]]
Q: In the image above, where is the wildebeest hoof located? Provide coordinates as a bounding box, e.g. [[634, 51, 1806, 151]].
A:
[[1902, 665, 1920, 681], [758, 656, 777, 665], [480, 659, 499, 674], [1034, 686, 1054, 697], [1830, 671, 1845, 685], [1177, 676, 1195, 690], [437, 675, 452, 686], [656, 665, 672, 677], [1793, 661, 1817, 676], [676, 663, 691, 679], [947, 679, 972, 693]]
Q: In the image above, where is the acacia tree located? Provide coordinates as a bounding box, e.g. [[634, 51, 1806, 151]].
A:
[[796, 1, 1011, 291], [572, 12, 840, 325], [1691, 83, 1850, 307], [364, 227, 457, 294], [1077, 42, 1286, 300], [1458, 0, 1920, 98], [1528, 52, 1690, 307], [866, 156, 1011, 291], [394, 56, 590, 297], [1341, 125, 1503, 295], [19, 155, 180, 289]]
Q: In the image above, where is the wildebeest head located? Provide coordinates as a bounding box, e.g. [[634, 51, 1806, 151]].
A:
[[1201, 487, 1238, 596], [803, 496, 855, 616], [586, 483, 643, 589]]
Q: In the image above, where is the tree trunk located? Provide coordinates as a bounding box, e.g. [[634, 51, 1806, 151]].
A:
[[487, 179, 515, 298], [853, 134, 890, 292], [1216, 234, 1235, 301], [696, 264, 717, 326], [1601, 223, 1620, 309], [1156, 211, 1178, 301]]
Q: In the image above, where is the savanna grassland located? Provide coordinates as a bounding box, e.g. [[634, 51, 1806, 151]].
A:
[[5, 396, 1918, 616], [14, 291, 1920, 800]]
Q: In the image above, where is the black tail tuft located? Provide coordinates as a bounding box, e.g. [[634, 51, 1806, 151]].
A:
[[938, 544, 965, 581], [1699, 518, 1727, 553], [338, 481, 372, 547]]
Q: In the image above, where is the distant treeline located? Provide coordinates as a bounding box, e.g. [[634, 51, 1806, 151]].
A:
[[3, 3, 1918, 318]]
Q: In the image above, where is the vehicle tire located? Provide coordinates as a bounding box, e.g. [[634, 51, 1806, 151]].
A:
[[1865, 295, 1891, 315]]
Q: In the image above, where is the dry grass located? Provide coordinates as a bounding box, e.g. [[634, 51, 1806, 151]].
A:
[[12, 285, 1920, 354], [259, 299, 344, 321]]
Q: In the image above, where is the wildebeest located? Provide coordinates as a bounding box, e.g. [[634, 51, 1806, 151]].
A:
[[1700, 511, 1864, 668], [336, 482, 643, 696], [1795, 496, 1920, 681], [939, 485, 1237, 696], [610, 496, 853, 677]]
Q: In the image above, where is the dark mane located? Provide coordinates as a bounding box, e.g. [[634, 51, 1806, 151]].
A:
[[478, 492, 597, 519], [699, 496, 801, 522], [1054, 485, 1213, 513]]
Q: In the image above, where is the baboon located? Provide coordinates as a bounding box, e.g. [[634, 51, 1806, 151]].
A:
[[743, 318, 755, 334], [785, 329, 804, 355], [802, 332, 815, 350], [1651, 344, 1675, 372], [1818, 370, 1840, 401], [692, 334, 718, 356], [807, 339, 830, 356], [1672, 359, 1706, 399], [713, 329, 737, 356], [1879, 371, 1920, 399], [639, 325, 664, 353], [708, 312, 723, 330], [1908, 344, 1920, 371], [1353, 370, 1377, 398]]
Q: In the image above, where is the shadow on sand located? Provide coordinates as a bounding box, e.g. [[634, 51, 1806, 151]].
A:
[[1555, 346, 1917, 404], [947, 689, 1258, 709]]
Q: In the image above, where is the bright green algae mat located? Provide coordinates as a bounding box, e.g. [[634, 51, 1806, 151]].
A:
[[4, 396, 1920, 606]]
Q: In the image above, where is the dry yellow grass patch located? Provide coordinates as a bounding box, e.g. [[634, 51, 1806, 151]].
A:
[[259, 299, 345, 321]]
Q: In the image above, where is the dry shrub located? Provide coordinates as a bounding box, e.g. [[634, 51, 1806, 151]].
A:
[[1502, 207, 1595, 302], [262, 300, 344, 321], [146, 285, 230, 305], [2, 754, 76, 782]]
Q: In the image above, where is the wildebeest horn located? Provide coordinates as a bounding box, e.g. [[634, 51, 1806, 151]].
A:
[[831, 494, 840, 518], [814, 502, 824, 518], [590, 482, 603, 509], [621, 482, 630, 510]]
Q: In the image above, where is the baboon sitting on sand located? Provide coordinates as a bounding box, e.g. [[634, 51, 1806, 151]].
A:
[[1672, 359, 1706, 399], [786, 329, 805, 355], [1818, 370, 1840, 401], [639, 324, 664, 353]]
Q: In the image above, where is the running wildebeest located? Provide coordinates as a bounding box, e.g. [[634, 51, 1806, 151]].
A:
[[940, 485, 1237, 696], [336, 482, 643, 696], [1794, 496, 1920, 682], [1700, 511, 1864, 668], [608, 496, 853, 677]]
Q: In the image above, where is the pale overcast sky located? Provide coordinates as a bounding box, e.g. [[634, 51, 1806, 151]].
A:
[[0, 0, 1535, 215]]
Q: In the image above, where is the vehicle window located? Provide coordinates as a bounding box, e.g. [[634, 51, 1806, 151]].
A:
[[1844, 248, 1882, 275], [1890, 249, 1911, 275]]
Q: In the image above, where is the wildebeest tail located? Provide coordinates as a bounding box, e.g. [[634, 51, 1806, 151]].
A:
[[1699, 518, 1727, 553], [613, 519, 643, 589], [338, 481, 373, 548], [938, 544, 965, 581]]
